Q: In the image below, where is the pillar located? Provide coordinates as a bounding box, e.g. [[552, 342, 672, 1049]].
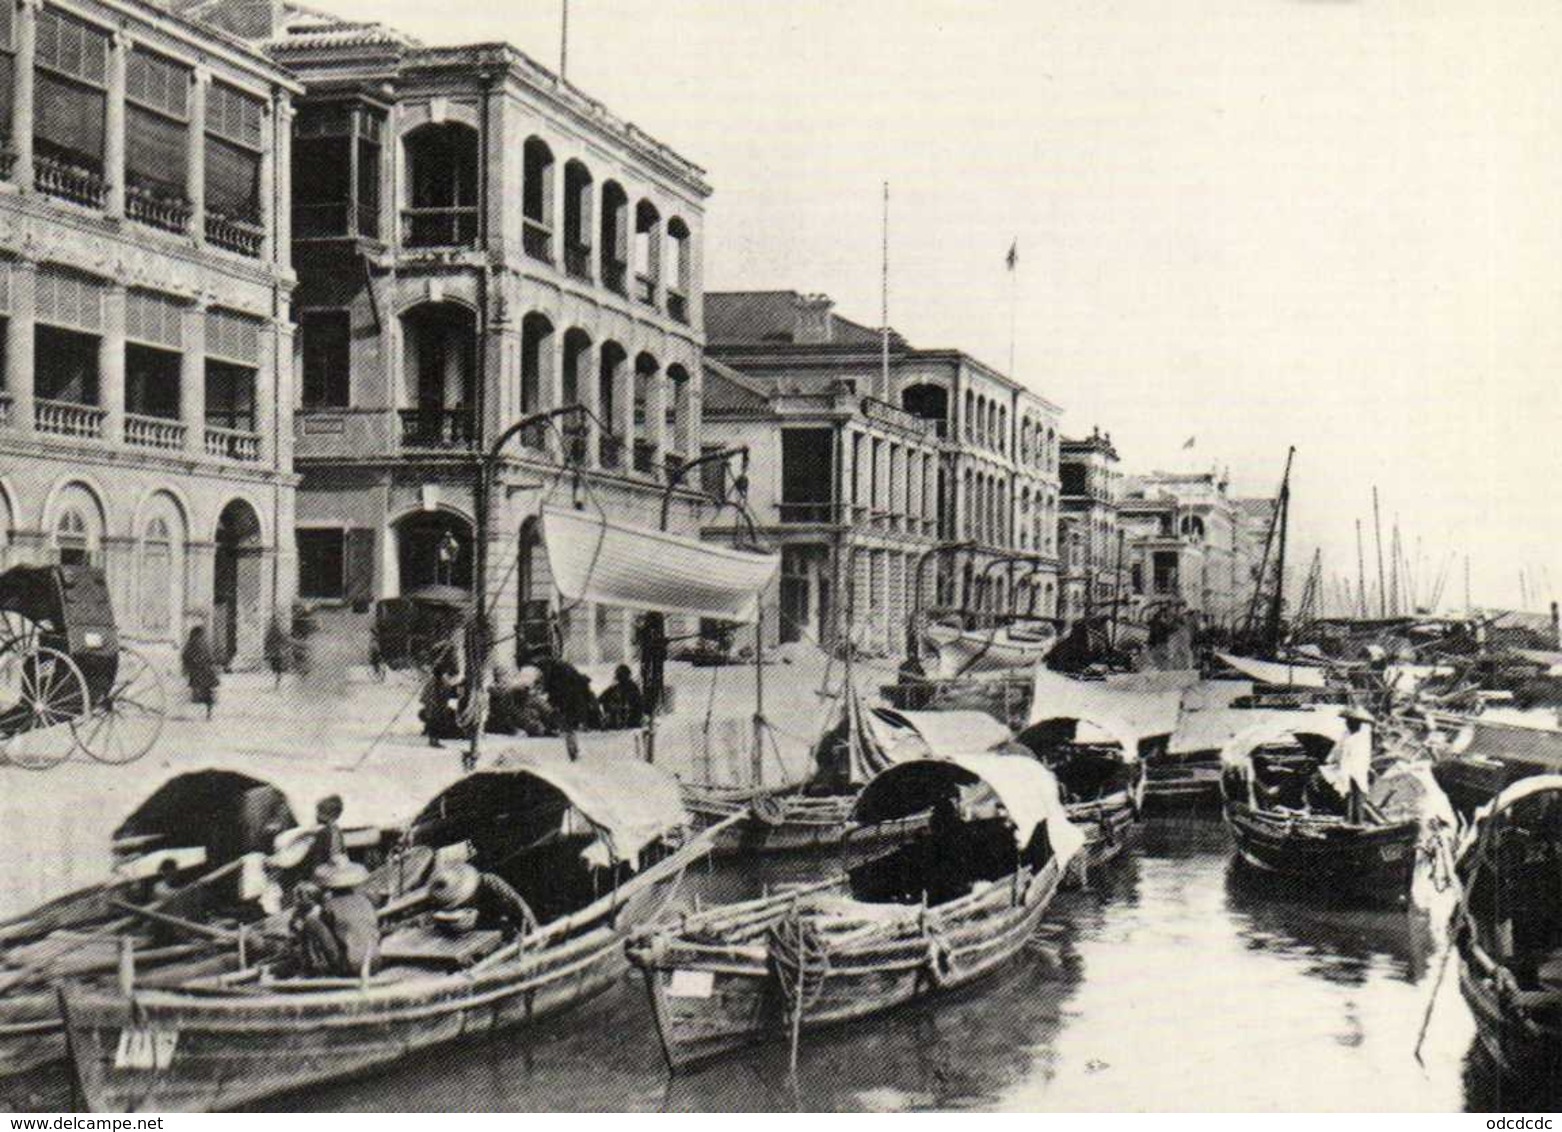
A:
[[105, 31, 127, 218], [646, 367, 667, 477], [272, 96, 292, 262], [7, 262, 34, 434], [578, 342, 599, 470], [181, 299, 207, 455], [613, 356, 634, 471], [11, 0, 37, 191], [188, 70, 208, 245], [273, 315, 294, 472], [257, 98, 274, 262], [100, 284, 125, 444]]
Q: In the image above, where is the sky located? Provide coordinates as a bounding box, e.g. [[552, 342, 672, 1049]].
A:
[[314, 0, 1560, 613]]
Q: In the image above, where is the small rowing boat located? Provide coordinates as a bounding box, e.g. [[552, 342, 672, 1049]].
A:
[[629, 754, 1084, 1070], [1015, 713, 1144, 880]]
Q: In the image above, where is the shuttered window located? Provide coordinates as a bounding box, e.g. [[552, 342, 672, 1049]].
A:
[[126, 49, 188, 119], [0, 5, 15, 144], [35, 9, 108, 84], [35, 267, 104, 332], [206, 82, 262, 147], [205, 308, 260, 365], [33, 10, 107, 168], [125, 290, 184, 350], [205, 84, 263, 223], [345, 528, 375, 605], [126, 49, 189, 197]]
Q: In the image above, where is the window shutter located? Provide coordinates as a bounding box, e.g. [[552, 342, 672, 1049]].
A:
[[205, 308, 262, 365], [126, 290, 184, 349], [36, 268, 104, 333], [344, 528, 375, 605]]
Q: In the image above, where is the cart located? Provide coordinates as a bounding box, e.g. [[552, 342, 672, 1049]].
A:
[[0, 564, 167, 770]]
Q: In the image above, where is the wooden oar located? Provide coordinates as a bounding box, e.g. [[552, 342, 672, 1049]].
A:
[[1414, 938, 1455, 1067], [107, 900, 240, 944]]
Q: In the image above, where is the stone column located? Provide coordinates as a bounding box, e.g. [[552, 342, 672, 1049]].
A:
[[646, 367, 667, 478], [267, 315, 292, 471], [7, 262, 35, 434], [272, 96, 292, 262], [100, 284, 125, 443], [613, 356, 634, 472], [105, 31, 127, 218], [181, 299, 207, 455], [257, 101, 274, 263], [188, 70, 208, 245], [577, 341, 599, 471], [11, 0, 38, 191]]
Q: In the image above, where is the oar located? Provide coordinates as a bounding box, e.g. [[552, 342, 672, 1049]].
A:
[[1414, 938, 1456, 1067], [108, 900, 240, 943]]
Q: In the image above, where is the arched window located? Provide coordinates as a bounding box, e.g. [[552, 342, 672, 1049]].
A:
[[562, 160, 594, 279], [632, 353, 659, 473], [599, 181, 629, 294], [633, 200, 662, 306], [403, 123, 479, 247], [55, 508, 91, 565], [964, 390, 975, 440], [519, 313, 556, 448], [561, 328, 593, 463], [522, 136, 555, 262], [998, 406, 1007, 457], [665, 363, 692, 457], [139, 515, 179, 638], [665, 218, 692, 323], [400, 303, 477, 447], [597, 341, 627, 468]]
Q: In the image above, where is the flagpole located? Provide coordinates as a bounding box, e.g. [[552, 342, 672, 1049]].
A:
[[1008, 241, 1018, 378], [880, 181, 890, 401], [560, 0, 569, 78]]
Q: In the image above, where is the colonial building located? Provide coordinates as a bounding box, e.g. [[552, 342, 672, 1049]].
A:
[[0, 0, 297, 664], [1057, 428, 1123, 625], [225, 5, 710, 665], [704, 291, 1063, 655], [1119, 469, 1243, 628]]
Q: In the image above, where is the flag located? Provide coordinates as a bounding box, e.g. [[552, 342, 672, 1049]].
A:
[[1005, 240, 1018, 271], [1182, 436, 1196, 450]]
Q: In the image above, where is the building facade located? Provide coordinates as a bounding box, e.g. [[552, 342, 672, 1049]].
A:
[[245, 6, 709, 665], [704, 291, 1063, 655], [0, 0, 297, 664], [1057, 428, 1123, 625], [1119, 470, 1243, 628]]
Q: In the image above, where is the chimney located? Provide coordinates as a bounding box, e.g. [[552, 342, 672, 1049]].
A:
[[793, 294, 835, 345]]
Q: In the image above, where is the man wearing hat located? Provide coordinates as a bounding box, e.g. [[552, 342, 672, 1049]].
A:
[[428, 862, 538, 940], [296, 859, 381, 978], [299, 795, 347, 878]]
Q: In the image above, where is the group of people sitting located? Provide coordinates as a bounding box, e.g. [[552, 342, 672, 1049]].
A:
[[424, 657, 649, 744]]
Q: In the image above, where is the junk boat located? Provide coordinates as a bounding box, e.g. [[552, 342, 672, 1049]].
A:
[[1454, 775, 1562, 1079], [1219, 711, 1453, 905], [1015, 713, 1144, 879], [627, 754, 1083, 1069]]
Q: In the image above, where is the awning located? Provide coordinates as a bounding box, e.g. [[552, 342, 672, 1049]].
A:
[[541, 505, 779, 623], [411, 757, 686, 864], [1456, 774, 1562, 872], [1029, 668, 1182, 742], [1169, 707, 1316, 756], [867, 709, 1013, 759], [851, 753, 1084, 868], [1023, 713, 1140, 762], [1214, 652, 1330, 690], [1217, 709, 1349, 772]]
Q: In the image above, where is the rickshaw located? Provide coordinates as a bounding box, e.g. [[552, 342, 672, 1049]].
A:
[[0, 564, 167, 770], [367, 584, 471, 677]]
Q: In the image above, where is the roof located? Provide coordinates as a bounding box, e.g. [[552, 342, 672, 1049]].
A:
[[705, 291, 902, 348], [700, 358, 773, 414]]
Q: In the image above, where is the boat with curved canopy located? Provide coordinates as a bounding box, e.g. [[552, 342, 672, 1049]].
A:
[[629, 754, 1084, 1069], [1454, 775, 1562, 1079], [57, 758, 724, 1112], [1015, 712, 1145, 879]]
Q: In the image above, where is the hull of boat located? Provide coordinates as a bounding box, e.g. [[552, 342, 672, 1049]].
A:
[[929, 630, 1056, 677], [58, 921, 631, 1112], [1458, 957, 1562, 1081], [1064, 795, 1137, 884], [632, 859, 1065, 1070], [1144, 758, 1223, 806], [684, 792, 928, 859], [1223, 803, 1419, 904], [0, 993, 63, 1080]]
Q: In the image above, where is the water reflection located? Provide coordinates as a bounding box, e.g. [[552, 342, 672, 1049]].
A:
[[15, 815, 1550, 1113]]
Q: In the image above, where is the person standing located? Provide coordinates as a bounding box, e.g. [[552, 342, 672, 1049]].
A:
[[181, 624, 221, 720], [598, 664, 645, 730]]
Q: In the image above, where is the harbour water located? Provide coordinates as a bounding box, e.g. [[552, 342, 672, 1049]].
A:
[[240, 814, 1544, 1113]]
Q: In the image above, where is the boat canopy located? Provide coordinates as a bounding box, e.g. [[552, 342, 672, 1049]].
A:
[[1020, 714, 1140, 763], [851, 753, 1084, 867], [1029, 668, 1182, 742], [1456, 774, 1562, 871], [541, 505, 780, 623], [409, 757, 686, 865], [1217, 710, 1349, 774], [1168, 707, 1319, 756], [865, 708, 1012, 759], [113, 769, 298, 869], [1214, 652, 1330, 690]]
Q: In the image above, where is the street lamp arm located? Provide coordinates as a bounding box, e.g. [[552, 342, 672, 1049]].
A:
[[660, 445, 749, 531]]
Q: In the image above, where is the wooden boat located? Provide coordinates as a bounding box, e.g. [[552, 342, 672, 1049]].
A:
[[0, 768, 386, 1082], [1219, 711, 1451, 905], [1015, 714, 1144, 879], [57, 758, 736, 1112], [925, 619, 1058, 677], [628, 753, 1084, 1070], [1454, 776, 1562, 1079], [683, 694, 1010, 859], [1430, 715, 1562, 815]]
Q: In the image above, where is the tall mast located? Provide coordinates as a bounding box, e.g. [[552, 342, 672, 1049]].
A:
[[1263, 447, 1295, 651], [1355, 519, 1368, 619], [1372, 486, 1387, 619], [1389, 520, 1401, 617], [559, 0, 569, 78], [879, 181, 890, 402]]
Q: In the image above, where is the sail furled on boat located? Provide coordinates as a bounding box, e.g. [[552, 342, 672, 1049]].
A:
[[540, 505, 779, 623], [865, 709, 1013, 759], [1213, 652, 1330, 690]]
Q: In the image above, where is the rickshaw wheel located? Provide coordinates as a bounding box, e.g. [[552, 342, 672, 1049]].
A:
[[73, 645, 167, 765], [0, 643, 89, 771]]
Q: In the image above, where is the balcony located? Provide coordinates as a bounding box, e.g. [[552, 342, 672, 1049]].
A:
[[204, 425, 260, 462], [633, 439, 656, 474], [634, 274, 658, 308], [666, 289, 688, 325], [564, 244, 593, 283], [599, 434, 623, 469], [126, 187, 192, 235], [124, 413, 185, 451], [522, 220, 553, 263], [777, 502, 846, 525], [36, 399, 105, 439], [603, 260, 628, 297], [402, 207, 479, 249], [206, 213, 264, 258], [35, 156, 108, 210], [399, 408, 475, 449]]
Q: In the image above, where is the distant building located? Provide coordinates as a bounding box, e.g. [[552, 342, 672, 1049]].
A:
[[0, 0, 298, 665], [1057, 428, 1123, 624], [1119, 470, 1244, 628], [215, 2, 711, 664], [704, 290, 1062, 654]]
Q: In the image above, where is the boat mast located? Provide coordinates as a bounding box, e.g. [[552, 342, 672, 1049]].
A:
[[1263, 447, 1295, 652], [1373, 486, 1387, 619]]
